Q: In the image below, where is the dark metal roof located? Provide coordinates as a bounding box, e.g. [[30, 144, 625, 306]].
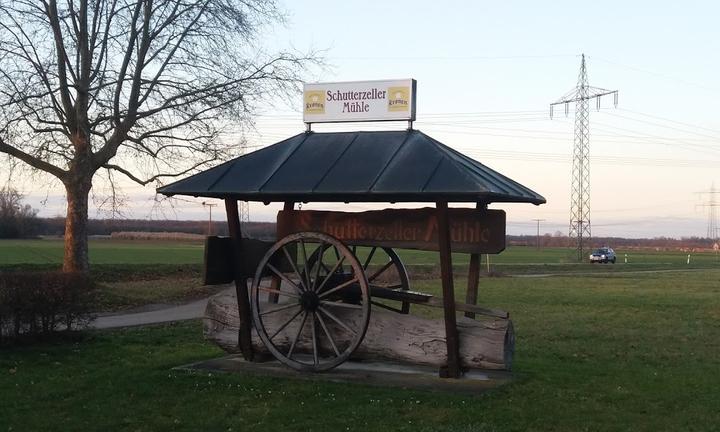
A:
[[157, 130, 546, 205]]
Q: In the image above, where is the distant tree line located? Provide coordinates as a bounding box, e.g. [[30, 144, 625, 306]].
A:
[[0, 188, 42, 239], [34, 218, 276, 240], [508, 234, 718, 250]]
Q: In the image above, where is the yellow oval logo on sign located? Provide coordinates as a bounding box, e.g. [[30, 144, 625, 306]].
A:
[[387, 87, 410, 112], [304, 90, 325, 114]]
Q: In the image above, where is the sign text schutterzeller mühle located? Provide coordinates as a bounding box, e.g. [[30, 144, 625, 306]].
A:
[[303, 79, 417, 123], [277, 208, 506, 254]]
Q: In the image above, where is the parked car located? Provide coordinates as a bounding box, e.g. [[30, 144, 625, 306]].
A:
[[589, 247, 616, 264]]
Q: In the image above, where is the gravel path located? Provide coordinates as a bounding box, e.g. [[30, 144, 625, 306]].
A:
[[91, 287, 234, 329]]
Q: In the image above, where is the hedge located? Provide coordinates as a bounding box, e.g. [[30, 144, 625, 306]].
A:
[[0, 272, 97, 343]]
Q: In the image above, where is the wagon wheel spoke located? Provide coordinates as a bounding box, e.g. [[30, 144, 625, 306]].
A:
[[318, 276, 358, 299], [314, 255, 347, 294], [332, 245, 349, 275], [269, 307, 304, 340], [367, 260, 395, 282], [266, 263, 304, 295], [282, 246, 308, 293], [299, 239, 311, 288], [315, 311, 341, 357], [311, 314, 319, 366], [311, 241, 326, 291], [308, 242, 332, 274], [321, 262, 332, 273], [260, 302, 300, 316], [258, 286, 300, 299], [287, 311, 309, 360], [318, 305, 357, 337], [363, 246, 377, 270]]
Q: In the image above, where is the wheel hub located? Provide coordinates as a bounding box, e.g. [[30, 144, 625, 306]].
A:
[[300, 290, 320, 311]]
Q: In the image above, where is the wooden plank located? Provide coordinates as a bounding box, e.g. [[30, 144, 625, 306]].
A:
[[277, 207, 505, 254], [436, 201, 461, 378], [225, 199, 254, 361]]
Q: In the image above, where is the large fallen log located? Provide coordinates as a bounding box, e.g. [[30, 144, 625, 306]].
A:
[[204, 291, 514, 370]]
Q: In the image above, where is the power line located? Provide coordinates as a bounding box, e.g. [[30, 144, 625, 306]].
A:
[[589, 56, 720, 93], [456, 148, 720, 168], [329, 54, 579, 61], [617, 108, 720, 136]]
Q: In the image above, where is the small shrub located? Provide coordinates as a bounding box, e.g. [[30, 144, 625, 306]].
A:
[[0, 272, 98, 344]]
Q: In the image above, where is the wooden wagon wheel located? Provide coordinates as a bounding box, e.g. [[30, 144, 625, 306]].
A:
[[250, 232, 371, 372]]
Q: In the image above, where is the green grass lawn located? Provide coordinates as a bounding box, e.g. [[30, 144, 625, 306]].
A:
[[0, 238, 204, 265], [2, 270, 719, 431]]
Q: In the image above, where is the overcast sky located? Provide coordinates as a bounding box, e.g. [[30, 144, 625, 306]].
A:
[[7, 0, 720, 239]]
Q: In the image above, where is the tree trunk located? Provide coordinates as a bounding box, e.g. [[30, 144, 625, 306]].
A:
[[204, 291, 514, 371], [63, 181, 91, 273]]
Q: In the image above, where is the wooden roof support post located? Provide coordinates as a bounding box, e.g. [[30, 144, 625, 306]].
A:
[[436, 200, 462, 378], [225, 199, 254, 361], [465, 202, 485, 319]]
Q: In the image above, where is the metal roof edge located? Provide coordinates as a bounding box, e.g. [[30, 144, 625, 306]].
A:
[[418, 130, 546, 203]]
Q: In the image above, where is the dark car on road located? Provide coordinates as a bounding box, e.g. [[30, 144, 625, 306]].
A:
[[589, 247, 616, 264]]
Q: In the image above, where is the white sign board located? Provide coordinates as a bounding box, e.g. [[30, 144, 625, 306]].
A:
[[303, 79, 417, 123]]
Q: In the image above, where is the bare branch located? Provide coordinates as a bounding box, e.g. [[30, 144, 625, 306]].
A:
[[0, 137, 67, 180], [44, 0, 76, 125], [103, 156, 218, 186]]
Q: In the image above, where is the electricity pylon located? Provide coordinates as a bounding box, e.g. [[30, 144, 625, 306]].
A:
[[698, 183, 719, 240], [550, 54, 618, 262]]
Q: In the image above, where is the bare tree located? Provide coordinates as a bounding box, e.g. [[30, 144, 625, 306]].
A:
[[0, 187, 41, 238], [0, 0, 314, 272]]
